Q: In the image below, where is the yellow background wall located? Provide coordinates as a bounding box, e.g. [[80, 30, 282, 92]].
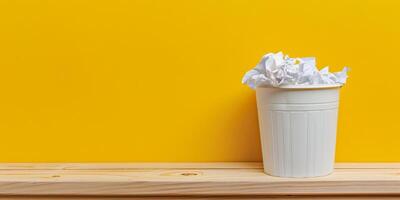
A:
[[0, 0, 399, 162]]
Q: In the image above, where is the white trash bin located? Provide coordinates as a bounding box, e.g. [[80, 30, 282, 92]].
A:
[[256, 84, 341, 178]]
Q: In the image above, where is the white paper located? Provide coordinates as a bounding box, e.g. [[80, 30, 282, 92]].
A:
[[242, 52, 349, 89]]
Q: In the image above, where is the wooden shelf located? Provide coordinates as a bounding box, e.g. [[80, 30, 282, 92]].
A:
[[0, 162, 399, 199]]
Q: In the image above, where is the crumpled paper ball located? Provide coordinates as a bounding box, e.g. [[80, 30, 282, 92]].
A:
[[242, 52, 348, 89]]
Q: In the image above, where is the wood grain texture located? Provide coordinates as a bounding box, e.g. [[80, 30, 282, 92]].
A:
[[1, 196, 400, 200], [0, 162, 263, 170], [0, 163, 399, 197]]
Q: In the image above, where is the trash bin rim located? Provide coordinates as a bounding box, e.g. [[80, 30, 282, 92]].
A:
[[256, 84, 342, 90]]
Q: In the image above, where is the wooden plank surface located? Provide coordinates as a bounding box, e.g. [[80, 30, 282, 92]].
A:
[[1, 196, 400, 200], [0, 162, 263, 170], [0, 163, 399, 196]]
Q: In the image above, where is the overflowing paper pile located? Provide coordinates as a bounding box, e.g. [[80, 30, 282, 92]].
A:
[[242, 52, 348, 89]]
